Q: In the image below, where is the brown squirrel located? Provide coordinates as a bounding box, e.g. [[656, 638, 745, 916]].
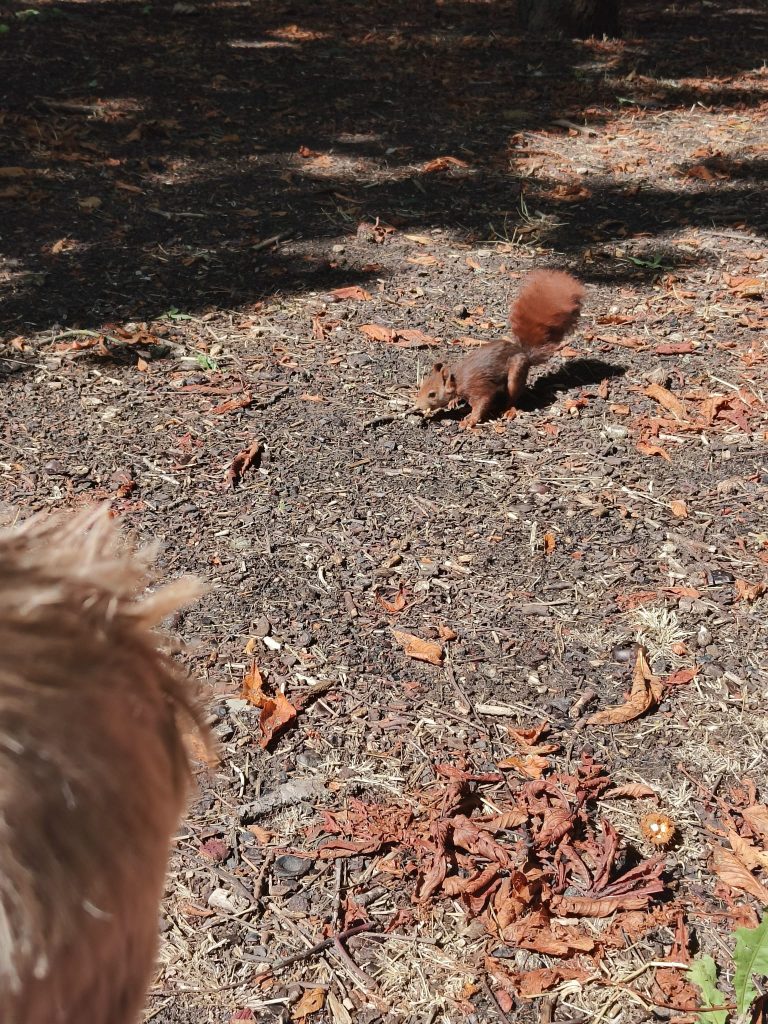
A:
[[0, 505, 209, 1024], [416, 269, 585, 427]]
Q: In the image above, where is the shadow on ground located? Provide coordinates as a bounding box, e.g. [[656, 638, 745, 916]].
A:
[[0, 0, 766, 329]]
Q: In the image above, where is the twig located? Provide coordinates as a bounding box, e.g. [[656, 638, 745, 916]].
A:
[[252, 231, 292, 253], [332, 935, 379, 991], [551, 118, 598, 136], [265, 922, 376, 974], [482, 977, 513, 1024]]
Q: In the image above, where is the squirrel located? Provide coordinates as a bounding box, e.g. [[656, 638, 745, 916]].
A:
[[415, 269, 584, 428]]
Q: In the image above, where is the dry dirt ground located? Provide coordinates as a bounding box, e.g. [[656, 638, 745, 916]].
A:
[[1, 1, 768, 1022]]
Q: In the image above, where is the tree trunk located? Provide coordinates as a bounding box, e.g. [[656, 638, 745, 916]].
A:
[[519, 0, 622, 37]]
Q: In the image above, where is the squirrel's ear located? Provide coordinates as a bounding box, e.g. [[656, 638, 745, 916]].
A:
[[447, 372, 456, 388], [432, 361, 443, 372]]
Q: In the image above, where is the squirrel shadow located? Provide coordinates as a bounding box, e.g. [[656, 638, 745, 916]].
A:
[[519, 358, 627, 413]]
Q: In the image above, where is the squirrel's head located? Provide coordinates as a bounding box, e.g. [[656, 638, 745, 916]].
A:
[[416, 362, 457, 412]]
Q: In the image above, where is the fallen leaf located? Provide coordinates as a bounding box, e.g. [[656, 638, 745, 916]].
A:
[[211, 393, 253, 415], [636, 440, 672, 462], [421, 156, 469, 173], [665, 667, 698, 687], [604, 784, 660, 800], [0, 167, 28, 178], [404, 234, 433, 245], [727, 831, 768, 872], [220, 440, 263, 490], [242, 662, 267, 706], [258, 690, 298, 749], [734, 578, 766, 603], [508, 910, 595, 955], [377, 589, 407, 614], [330, 285, 371, 302], [391, 629, 444, 665], [711, 845, 768, 904], [587, 647, 662, 726], [438, 625, 458, 641], [292, 987, 325, 1020], [78, 195, 102, 211], [407, 254, 440, 267], [669, 499, 688, 518], [199, 837, 231, 862], [393, 328, 440, 348], [647, 382, 688, 417], [359, 323, 394, 343], [655, 341, 695, 355], [543, 532, 556, 554], [743, 804, 768, 840], [497, 754, 550, 778], [136, 357, 149, 373]]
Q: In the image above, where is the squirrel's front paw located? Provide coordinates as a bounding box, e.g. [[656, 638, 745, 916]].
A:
[[458, 415, 479, 431]]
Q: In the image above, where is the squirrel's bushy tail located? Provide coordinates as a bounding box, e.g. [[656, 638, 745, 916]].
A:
[[510, 270, 584, 360]]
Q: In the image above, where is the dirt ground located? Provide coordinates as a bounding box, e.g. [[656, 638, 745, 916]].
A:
[[1, 0, 768, 1022]]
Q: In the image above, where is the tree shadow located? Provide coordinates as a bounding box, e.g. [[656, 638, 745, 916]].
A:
[[0, 0, 765, 332]]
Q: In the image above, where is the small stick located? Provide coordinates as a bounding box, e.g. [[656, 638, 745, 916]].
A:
[[265, 922, 376, 974]]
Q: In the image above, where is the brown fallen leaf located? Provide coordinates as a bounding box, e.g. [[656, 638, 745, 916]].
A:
[[497, 754, 550, 779], [636, 440, 672, 462], [438, 625, 458, 641], [330, 285, 371, 302], [421, 155, 469, 174], [211, 392, 253, 415], [665, 667, 697, 687], [507, 910, 595, 955], [669, 499, 688, 518], [292, 987, 325, 1020], [242, 662, 267, 706], [391, 629, 443, 665], [359, 323, 394, 343], [727, 830, 768, 872], [78, 195, 102, 211], [587, 647, 662, 726], [734, 578, 766, 603], [744, 804, 768, 840], [377, 589, 407, 614], [655, 341, 695, 355], [711, 844, 768, 904], [0, 167, 28, 178], [393, 328, 440, 348], [603, 784, 659, 800], [220, 440, 263, 490], [543, 532, 556, 555], [258, 690, 298, 749]]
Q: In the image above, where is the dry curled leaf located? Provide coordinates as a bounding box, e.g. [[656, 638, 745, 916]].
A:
[[421, 155, 469, 174], [258, 690, 298, 749], [358, 323, 394, 343], [587, 647, 662, 726], [734, 578, 766, 603], [330, 285, 371, 302], [391, 628, 444, 665], [637, 440, 672, 462], [669, 499, 688, 518], [727, 831, 768, 872], [644, 383, 687, 419], [604, 784, 660, 800], [220, 440, 263, 490], [497, 754, 550, 779], [743, 804, 768, 840], [242, 662, 266, 706], [292, 988, 326, 1020], [211, 392, 253, 415], [711, 845, 768, 904], [377, 589, 407, 614]]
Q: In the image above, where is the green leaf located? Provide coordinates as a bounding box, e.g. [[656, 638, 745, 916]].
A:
[[688, 956, 728, 1024], [734, 915, 768, 1016]]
